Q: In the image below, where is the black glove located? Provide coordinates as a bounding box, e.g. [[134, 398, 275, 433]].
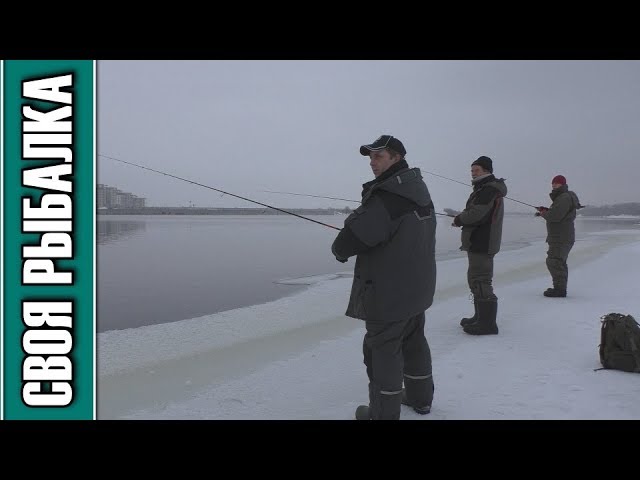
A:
[[331, 243, 348, 263]]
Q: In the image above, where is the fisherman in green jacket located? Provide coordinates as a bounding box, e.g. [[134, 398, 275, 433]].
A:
[[536, 175, 582, 297]]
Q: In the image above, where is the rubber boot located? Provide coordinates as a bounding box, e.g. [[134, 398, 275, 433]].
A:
[[401, 385, 432, 415], [460, 298, 478, 327], [463, 299, 498, 335], [544, 287, 566, 297]]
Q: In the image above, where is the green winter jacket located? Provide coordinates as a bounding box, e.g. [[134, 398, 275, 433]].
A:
[[454, 174, 508, 255], [541, 184, 581, 244]]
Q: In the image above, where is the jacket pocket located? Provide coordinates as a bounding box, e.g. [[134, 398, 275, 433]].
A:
[[460, 227, 472, 250], [362, 280, 376, 319], [347, 275, 365, 319]]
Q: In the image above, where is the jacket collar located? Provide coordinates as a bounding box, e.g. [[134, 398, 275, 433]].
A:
[[472, 173, 496, 191], [550, 184, 568, 200], [361, 159, 409, 197]]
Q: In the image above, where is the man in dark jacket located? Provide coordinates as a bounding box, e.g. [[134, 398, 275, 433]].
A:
[[536, 175, 582, 297], [453, 156, 507, 335], [331, 135, 437, 421]]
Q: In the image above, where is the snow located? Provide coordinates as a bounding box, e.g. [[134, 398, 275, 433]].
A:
[[98, 229, 640, 419]]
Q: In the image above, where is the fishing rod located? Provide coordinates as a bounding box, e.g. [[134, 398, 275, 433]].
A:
[[262, 190, 454, 217], [98, 154, 342, 231], [262, 190, 358, 204], [421, 170, 539, 209]]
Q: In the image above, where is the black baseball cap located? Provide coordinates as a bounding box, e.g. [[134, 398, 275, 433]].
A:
[[359, 135, 406, 156]]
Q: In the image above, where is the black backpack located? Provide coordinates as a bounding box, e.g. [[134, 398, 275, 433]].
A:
[[598, 313, 640, 373]]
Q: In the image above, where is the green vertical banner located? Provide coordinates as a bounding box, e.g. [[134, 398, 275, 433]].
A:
[[2, 60, 95, 420]]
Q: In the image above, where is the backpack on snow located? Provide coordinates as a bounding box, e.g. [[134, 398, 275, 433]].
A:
[[598, 313, 640, 373]]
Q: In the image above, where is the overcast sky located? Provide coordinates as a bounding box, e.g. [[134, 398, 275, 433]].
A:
[[97, 60, 640, 212]]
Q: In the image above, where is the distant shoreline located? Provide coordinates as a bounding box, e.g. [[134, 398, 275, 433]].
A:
[[96, 207, 640, 217]]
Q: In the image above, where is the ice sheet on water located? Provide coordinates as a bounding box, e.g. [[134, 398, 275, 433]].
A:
[[275, 272, 353, 285]]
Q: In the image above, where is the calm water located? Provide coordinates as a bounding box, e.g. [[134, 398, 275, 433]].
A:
[[97, 214, 639, 332]]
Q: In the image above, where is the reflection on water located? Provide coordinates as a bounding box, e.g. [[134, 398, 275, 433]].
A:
[[98, 218, 146, 245]]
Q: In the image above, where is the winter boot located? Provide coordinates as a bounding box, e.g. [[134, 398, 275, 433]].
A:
[[356, 383, 403, 420], [463, 299, 499, 335], [357, 385, 403, 420], [355, 405, 371, 420], [401, 387, 432, 415], [355, 383, 374, 420], [460, 297, 478, 327], [544, 287, 566, 297]]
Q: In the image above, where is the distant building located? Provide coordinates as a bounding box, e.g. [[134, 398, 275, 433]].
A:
[[97, 184, 107, 208], [132, 196, 145, 209], [97, 184, 146, 209]]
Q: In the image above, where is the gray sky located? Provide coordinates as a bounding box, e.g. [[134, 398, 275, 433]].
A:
[[97, 60, 640, 212]]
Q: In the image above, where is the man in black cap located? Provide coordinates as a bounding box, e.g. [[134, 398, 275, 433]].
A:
[[331, 135, 437, 420], [452, 156, 507, 335]]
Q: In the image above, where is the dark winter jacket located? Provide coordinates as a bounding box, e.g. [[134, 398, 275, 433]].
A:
[[331, 160, 437, 323], [453, 174, 507, 255], [541, 184, 581, 244]]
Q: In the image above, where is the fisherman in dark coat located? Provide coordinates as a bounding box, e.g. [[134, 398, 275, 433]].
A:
[[331, 135, 437, 420], [453, 156, 507, 335]]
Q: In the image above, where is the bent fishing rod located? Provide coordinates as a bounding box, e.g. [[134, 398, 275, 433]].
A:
[[421, 170, 539, 209], [262, 190, 454, 217], [99, 154, 342, 231]]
